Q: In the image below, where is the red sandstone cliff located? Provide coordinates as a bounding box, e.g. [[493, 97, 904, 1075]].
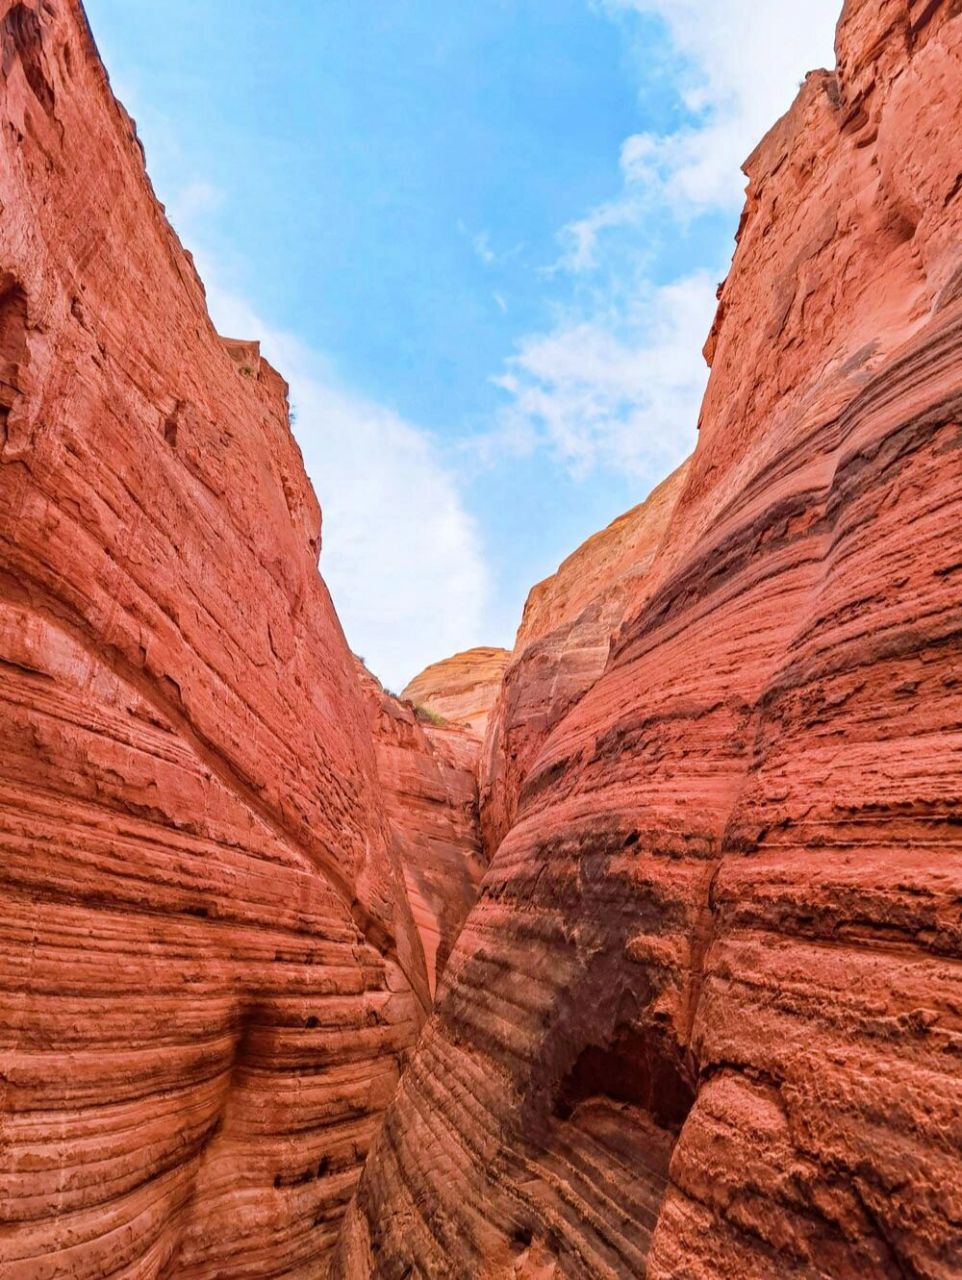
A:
[[357, 664, 487, 999], [400, 645, 510, 739], [0, 2, 432, 1274], [480, 460, 690, 858], [335, 3, 962, 1276]]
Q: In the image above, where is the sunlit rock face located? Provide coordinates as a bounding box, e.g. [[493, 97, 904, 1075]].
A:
[[357, 663, 487, 998], [0, 2, 431, 1274], [480, 460, 690, 862], [333, 3, 962, 1276], [401, 645, 510, 740]]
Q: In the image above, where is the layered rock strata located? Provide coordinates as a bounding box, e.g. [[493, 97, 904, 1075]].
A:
[[0, 3, 429, 1275], [480, 461, 690, 859], [335, 3, 962, 1277], [400, 645, 510, 739], [358, 665, 487, 998]]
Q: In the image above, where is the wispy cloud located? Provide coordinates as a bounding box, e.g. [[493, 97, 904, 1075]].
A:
[[555, 186, 643, 273], [492, 272, 716, 477], [489, 0, 838, 481], [590, 0, 841, 219], [168, 180, 224, 226], [459, 221, 525, 270], [472, 230, 496, 265]]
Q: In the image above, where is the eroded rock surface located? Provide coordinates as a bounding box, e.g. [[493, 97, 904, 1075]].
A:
[[401, 645, 510, 739], [335, 3, 962, 1276], [480, 461, 690, 859], [358, 664, 487, 998], [0, 3, 429, 1275]]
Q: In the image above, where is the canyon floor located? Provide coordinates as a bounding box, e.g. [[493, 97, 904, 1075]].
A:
[[2, 0, 961, 1277]]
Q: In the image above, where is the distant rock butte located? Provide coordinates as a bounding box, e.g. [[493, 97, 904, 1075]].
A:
[[334, 2, 962, 1277], [401, 645, 510, 738], [0, 1, 432, 1274]]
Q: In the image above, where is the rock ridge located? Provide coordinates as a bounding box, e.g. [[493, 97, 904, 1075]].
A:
[[480, 460, 691, 859]]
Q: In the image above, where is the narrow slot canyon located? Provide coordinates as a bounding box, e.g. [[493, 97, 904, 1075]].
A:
[[2, 1, 961, 1277]]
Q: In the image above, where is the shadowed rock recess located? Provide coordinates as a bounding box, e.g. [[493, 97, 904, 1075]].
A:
[[1, 1, 961, 1278]]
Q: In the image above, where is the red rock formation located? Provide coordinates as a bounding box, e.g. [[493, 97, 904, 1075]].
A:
[[480, 461, 689, 858], [0, 3, 430, 1275], [401, 645, 510, 739], [357, 663, 487, 998], [335, 3, 962, 1276]]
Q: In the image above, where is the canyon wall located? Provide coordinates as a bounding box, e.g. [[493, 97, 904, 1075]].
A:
[[480, 460, 690, 858], [335, 2, 962, 1277], [357, 664, 487, 998], [400, 645, 510, 739], [0, 2, 432, 1275]]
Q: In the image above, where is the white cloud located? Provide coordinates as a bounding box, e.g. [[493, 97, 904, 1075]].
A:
[[557, 1, 839, 270], [197, 260, 490, 692], [493, 272, 716, 477], [596, 0, 840, 216], [492, 0, 839, 481], [556, 191, 643, 273], [472, 230, 496, 265]]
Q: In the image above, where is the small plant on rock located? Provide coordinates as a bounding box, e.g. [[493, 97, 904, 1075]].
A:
[[414, 703, 446, 726]]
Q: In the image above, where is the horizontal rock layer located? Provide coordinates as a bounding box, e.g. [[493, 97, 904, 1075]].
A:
[[0, 3, 429, 1276], [480, 460, 690, 859], [335, 3, 962, 1277]]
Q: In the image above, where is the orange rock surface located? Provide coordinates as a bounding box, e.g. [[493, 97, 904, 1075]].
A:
[[357, 664, 487, 999], [335, 3, 962, 1277], [400, 645, 510, 738], [0, 3, 430, 1275], [480, 461, 690, 858]]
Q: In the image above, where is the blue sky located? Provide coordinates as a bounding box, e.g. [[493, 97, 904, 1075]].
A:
[[83, 0, 838, 689]]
